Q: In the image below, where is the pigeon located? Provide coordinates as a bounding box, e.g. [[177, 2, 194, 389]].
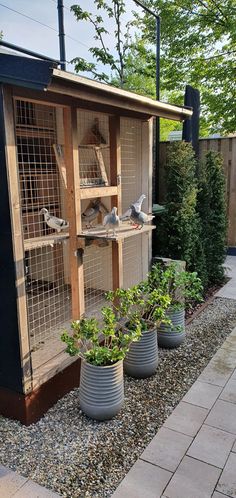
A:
[[103, 207, 120, 236], [130, 205, 154, 229], [40, 208, 69, 233], [120, 194, 146, 221], [82, 199, 102, 228]]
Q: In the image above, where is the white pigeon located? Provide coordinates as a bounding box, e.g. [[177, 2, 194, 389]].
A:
[[103, 207, 120, 236], [82, 199, 101, 228], [120, 194, 146, 221], [130, 205, 154, 229], [40, 208, 69, 233]]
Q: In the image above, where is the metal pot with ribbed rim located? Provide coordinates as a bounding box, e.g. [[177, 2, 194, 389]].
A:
[[124, 322, 158, 378], [79, 359, 124, 421], [157, 306, 185, 348]]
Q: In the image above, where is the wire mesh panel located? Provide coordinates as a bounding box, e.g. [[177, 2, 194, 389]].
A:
[[15, 100, 63, 239], [83, 243, 112, 316], [123, 235, 143, 289], [120, 117, 142, 213], [26, 241, 71, 350], [77, 110, 110, 187]]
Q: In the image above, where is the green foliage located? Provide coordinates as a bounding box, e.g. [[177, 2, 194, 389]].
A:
[[71, 0, 132, 86], [61, 307, 141, 366], [156, 141, 207, 285], [197, 151, 227, 285], [106, 284, 171, 327], [148, 262, 203, 309], [136, 0, 236, 135]]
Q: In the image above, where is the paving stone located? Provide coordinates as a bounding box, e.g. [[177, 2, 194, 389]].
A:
[[112, 459, 172, 498], [232, 441, 236, 453], [221, 332, 236, 352], [13, 480, 61, 497], [0, 465, 28, 497], [198, 349, 236, 387], [140, 427, 192, 472], [220, 378, 236, 404], [187, 424, 235, 468], [163, 401, 208, 437], [205, 399, 236, 434], [217, 452, 236, 497], [164, 456, 221, 498], [182, 380, 222, 409]]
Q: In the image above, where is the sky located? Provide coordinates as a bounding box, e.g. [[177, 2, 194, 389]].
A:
[[0, 0, 141, 73]]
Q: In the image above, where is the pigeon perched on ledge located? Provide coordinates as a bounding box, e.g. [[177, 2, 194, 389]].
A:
[[120, 194, 146, 221], [103, 207, 120, 236], [40, 208, 69, 233], [82, 199, 102, 228], [130, 205, 154, 229]]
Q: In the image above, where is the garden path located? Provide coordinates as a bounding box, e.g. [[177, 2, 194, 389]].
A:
[[112, 256, 236, 498]]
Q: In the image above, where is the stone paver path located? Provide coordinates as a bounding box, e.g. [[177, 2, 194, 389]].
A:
[[0, 465, 60, 497], [112, 256, 236, 498]]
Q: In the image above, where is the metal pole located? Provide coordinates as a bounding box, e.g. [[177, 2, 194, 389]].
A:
[[57, 0, 66, 70], [155, 16, 160, 203], [131, 0, 160, 203]]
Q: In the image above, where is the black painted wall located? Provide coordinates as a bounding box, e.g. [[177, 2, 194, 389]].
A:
[[0, 85, 24, 393]]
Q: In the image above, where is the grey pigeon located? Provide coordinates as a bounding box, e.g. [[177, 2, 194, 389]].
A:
[[40, 208, 69, 233], [82, 199, 102, 228], [120, 194, 146, 221], [103, 207, 120, 236], [130, 205, 154, 229]]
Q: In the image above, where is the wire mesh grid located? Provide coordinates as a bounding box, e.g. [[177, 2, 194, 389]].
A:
[[123, 235, 143, 289], [83, 243, 112, 317], [15, 100, 64, 240], [120, 117, 142, 213], [26, 240, 71, 350], [77, 110, 110, 187]]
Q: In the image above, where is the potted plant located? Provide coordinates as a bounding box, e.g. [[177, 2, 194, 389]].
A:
[[61, 307, 141, 420], [148, 262, 203, 348], [106, 285, 171, 378]]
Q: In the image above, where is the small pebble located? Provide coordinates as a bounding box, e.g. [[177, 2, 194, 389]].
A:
[[0, 297, 236, 497]]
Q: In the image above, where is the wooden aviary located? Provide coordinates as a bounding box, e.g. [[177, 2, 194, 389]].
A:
[[0, 49, 192, 424]]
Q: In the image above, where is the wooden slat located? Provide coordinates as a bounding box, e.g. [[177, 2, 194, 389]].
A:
[[79, 223, 155, 241], [24, 233, 69, 250], [3, 87, 33, 394], [53, 144, 67, 189], [80, 186, 118, 200], [109, 116, 123, 291], [94, 147, 109, 186], [63, 107, 85, 318]]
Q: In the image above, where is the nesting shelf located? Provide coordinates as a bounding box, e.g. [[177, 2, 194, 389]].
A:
[[24, 233, 69, 250], [79, 223, 155, 242]]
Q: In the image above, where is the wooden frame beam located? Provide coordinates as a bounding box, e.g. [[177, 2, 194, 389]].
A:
[[63, 107, 85, 319], [3, 86, 33, 394]]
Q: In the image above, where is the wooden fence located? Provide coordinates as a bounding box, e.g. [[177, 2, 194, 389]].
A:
[[159, 137, 236, 247]]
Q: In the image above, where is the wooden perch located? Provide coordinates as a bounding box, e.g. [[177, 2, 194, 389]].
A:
[[53, 144, 67, 189]]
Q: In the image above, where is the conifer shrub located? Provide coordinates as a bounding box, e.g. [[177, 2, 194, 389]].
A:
[[197, 151, 227, 285], [156, 141, 207, 287]]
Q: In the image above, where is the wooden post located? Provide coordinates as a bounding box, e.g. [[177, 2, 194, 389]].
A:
[[63, 107, 85, 318], [3, 86, 33, 394], [141, 119, 153, 275], [109, 116, 123, 289]]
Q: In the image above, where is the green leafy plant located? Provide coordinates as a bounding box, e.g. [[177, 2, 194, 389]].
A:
[[197, 151, 227, 285], [106, 284, 171, 330], [155, 141, 207, 287], [61, 306, 141, 367], [148, 262, 203, 310]]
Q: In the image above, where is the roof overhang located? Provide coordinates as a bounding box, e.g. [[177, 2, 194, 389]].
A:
[[0, 54, 55, 90], [48, 69, 193, 122]]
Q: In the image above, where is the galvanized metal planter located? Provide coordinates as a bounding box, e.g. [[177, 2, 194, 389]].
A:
[[79, 359, 124, 421], [124, 324, 158, 378], [157, 307, 185, 348]]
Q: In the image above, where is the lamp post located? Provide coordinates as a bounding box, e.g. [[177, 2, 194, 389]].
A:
[[131, 0, 160, 203]]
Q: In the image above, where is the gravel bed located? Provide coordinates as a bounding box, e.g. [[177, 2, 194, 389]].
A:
[[1, 297, 236, 498]]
